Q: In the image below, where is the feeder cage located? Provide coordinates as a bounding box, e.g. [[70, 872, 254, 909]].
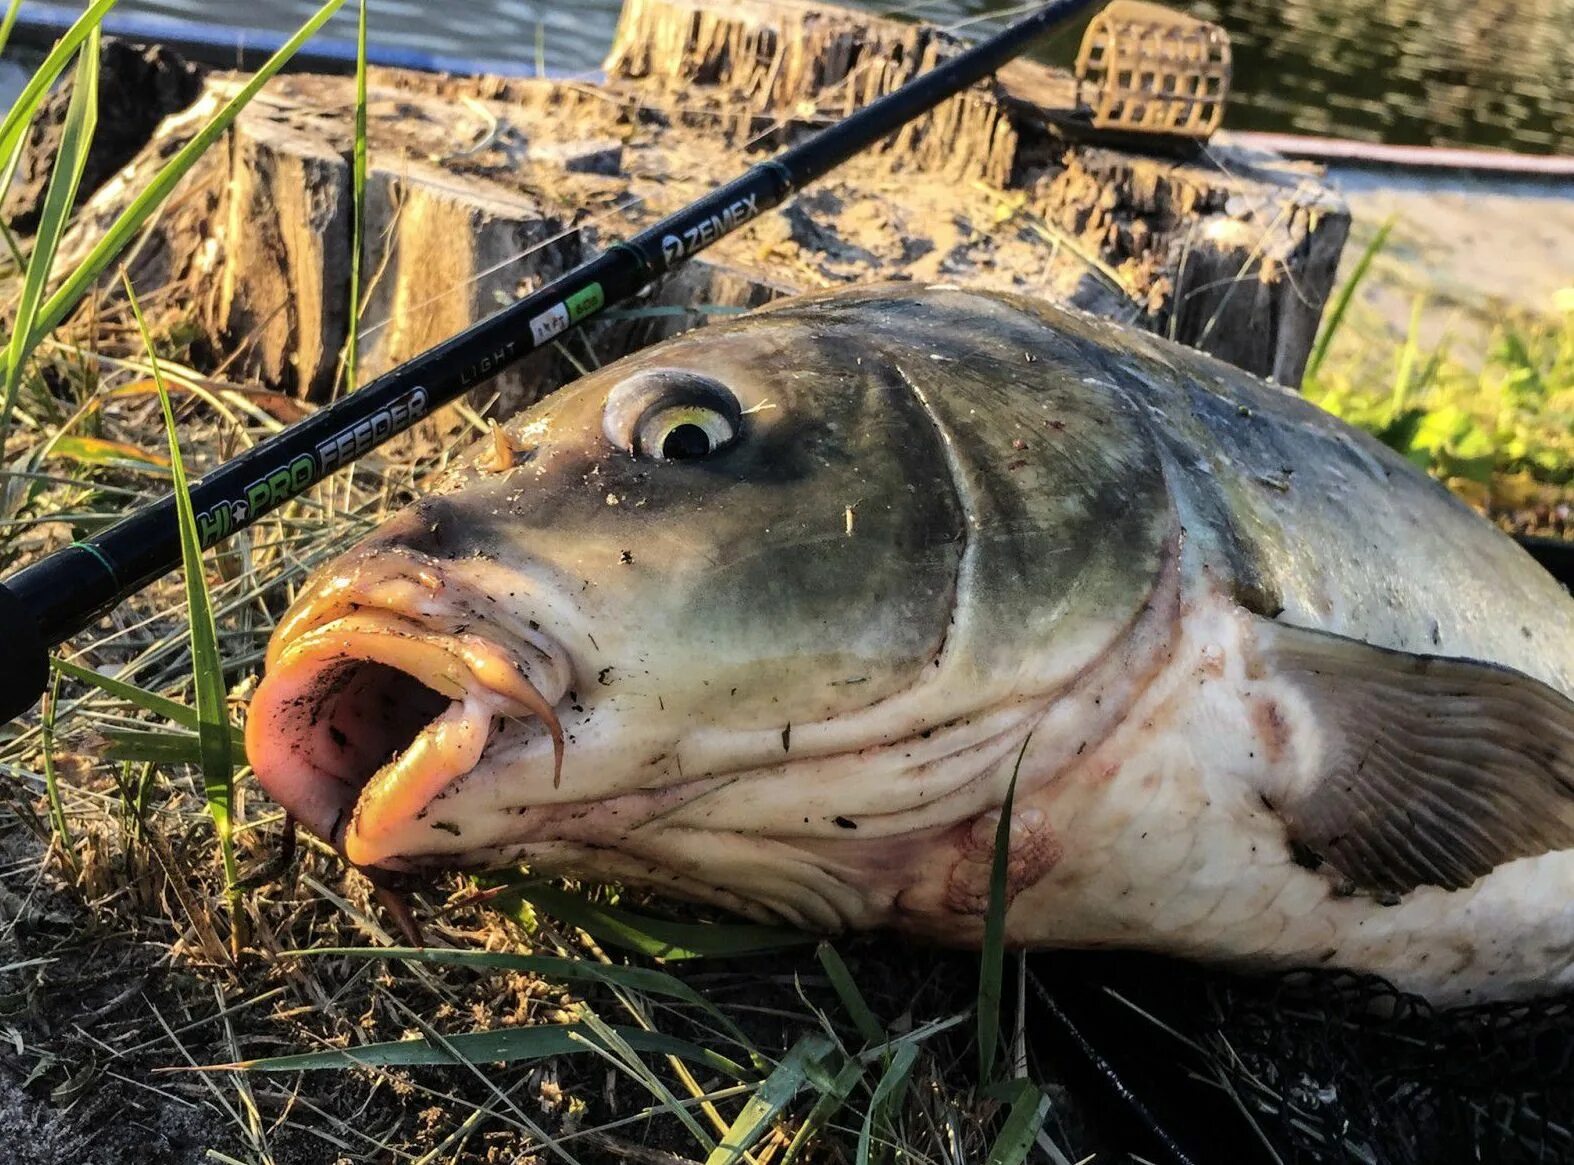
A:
[[1074, 1, 1232, 139]]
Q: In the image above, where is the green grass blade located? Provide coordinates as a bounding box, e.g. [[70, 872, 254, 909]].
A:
[[816, 943, 884, 1047], [573, 1006, 721, 1152], [100, 727, 207, 766], [52, 656, 246, 754], [781, 1057, 865, 1164], [339, 0, 368, 396], [493, 881, 814, 960], [1389, 295, 1427, 415], [0, 0, 26, 60], [125, 280, 236, 897], [44, 433, 170, 475], [855, 1041, 919, 1165], [1306, 217, 1393, 384], [978, 738, 1029, 1082], [704, 1034, 833, 1165], [100, 727, 246, 767], [232, 1021, 738, 1075], [984, 1079, 1051, 1165], [2, 26, 101, 435], [0, 0, 116, 180], [11, 0, 348, 371], [54, 655, 188, 719], [320, 944, 763, 1057], [59, 656, 195, 729]]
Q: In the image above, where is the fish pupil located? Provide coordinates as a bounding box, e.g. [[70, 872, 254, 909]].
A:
[[661, 423, 712, 460]]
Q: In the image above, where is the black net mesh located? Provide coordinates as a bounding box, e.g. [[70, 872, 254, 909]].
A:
[[1025, 952, 1574, 1165], [1202, 969, 1574, 1164]]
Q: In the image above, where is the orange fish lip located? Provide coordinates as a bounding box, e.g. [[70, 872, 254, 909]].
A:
[[245, 604, 571, 869]]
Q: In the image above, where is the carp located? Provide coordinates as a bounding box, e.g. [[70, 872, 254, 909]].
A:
[[246, 285, 1574, 1003]]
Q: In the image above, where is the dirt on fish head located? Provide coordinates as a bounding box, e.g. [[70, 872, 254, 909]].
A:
[[245, 285, 1179, 933], [244, 295, 982, 923]]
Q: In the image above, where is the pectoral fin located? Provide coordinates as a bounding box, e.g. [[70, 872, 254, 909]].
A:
[[1257, 619, 1574, 896]]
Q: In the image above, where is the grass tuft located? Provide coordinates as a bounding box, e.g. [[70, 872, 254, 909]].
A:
[[230, 1019, 747, 1077], [985, 1079, 1052, 1165], [493, 878, 816, 960], [704, 1034, 832, 1164], [38, 667, 71, 871], [0, 0, 115, 187]]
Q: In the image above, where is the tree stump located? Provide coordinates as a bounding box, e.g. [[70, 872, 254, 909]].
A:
[[35, 0, 1351, 412], [3, 41, 201, 234]]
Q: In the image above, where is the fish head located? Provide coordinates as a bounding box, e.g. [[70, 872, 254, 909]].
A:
[[246, 295, 983, 924], [246, 287, 1175, 933]]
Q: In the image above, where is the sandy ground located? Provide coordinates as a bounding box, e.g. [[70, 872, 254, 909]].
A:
[[1322, 164, 1574, 347]]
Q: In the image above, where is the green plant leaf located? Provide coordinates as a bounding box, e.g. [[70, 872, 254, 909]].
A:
[[338, 0, 368, 396], [7, 0, 348, 376], [40, 669, 72, 867], [817, 942, 885, 1047], [45, 434, 171, 474], [984, 1079, 1051, 1165], [978, 737, 1028, 1083], [0, 0, 25, 60], [293, 946, 735, 1026], [2, 25, 101, 436], [856, 1040, 918, 1165], [55, 653, 196, 724], [125, 279, 236, 898], [98, 726, 246, 767], [781, 1057, 865, 1164], [704, 1035, 833, 1165], [100, 727, 206, 766], [1307, 217, 1392, 384], [0, 0, 116, 184]]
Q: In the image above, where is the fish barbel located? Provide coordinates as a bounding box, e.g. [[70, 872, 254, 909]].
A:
[[246, 285, 1574, 1003]]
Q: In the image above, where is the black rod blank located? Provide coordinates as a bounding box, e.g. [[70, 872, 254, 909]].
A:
[[0, 0, 1104, 721]]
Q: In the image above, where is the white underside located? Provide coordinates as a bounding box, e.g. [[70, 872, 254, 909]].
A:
[[1006, 593, 1574, 1005]]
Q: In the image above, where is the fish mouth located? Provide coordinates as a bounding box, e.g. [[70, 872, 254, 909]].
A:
[[246, 593, 572, 870]]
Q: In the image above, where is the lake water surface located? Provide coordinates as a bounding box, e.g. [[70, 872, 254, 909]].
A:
[[114, 0, 1574, 154]]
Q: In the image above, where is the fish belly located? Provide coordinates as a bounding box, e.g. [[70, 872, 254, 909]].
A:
[[1007, 593, 1574, 1004]]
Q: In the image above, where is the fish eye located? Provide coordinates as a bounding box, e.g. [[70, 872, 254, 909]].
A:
[[603, 370, 742, 462]]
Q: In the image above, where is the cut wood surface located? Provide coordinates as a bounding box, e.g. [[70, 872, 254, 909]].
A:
[[30, 0, 1351, 411]]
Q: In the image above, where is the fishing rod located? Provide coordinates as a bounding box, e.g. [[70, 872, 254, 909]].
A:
[[0, 0, 1108, 723]]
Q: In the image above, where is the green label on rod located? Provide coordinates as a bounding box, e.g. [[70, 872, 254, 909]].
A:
[[566, 282, 605, 322]]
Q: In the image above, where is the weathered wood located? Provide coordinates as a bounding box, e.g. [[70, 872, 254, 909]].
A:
[[3, 41, 202, 235], [354, 160, 581, 416], [49, 86, 230, 312], [604, 0, 1032, 186], [191, 76, 601, 406], [1032, 147, 1350, 386], [44, 0, 1351, 408], [211, 114, 352, 397]]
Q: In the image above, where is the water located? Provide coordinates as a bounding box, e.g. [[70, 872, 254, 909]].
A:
[[117, 0, 1573, 154]]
